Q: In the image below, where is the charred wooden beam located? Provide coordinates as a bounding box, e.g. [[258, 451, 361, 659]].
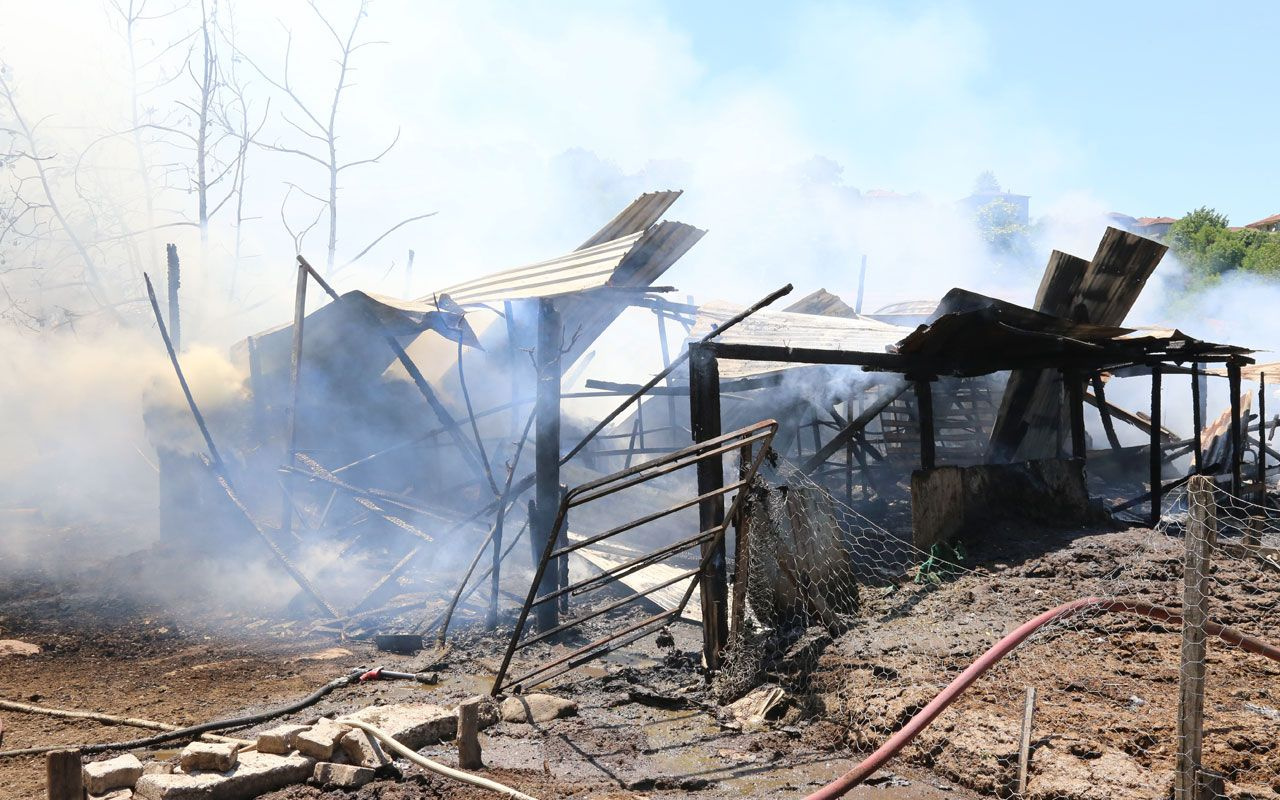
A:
[[1066, 370, 1086, 460], [1191, 364, 1204, 474], [1230, 360, 1243, 496], [1259, 372, 1269, 508], [915, 378, 936, 471], [800, 382, 908, 473], [1090, 374, 1122, 450], [689, 343, 728, 670], [1150, 366, 1163, 526], [532, 298, 563, 633]]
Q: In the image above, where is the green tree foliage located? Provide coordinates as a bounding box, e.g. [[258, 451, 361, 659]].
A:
[[976, 198, 1035, 267], [1167, 206, 1280, 281], [972, 169, 1001, 194]]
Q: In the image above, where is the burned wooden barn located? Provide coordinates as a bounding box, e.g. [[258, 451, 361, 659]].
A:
[[144, 189, 1270, 692]]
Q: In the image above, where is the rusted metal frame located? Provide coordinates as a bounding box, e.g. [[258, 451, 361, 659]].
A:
[[492, 421, 776, 692], [564, 427, 776, 507], [1090, 374, 1123, 450], [1258, 372, 1268, 507], [546, 479, 749, 561], [1230, 359, 1244, 496], [560, 283, 794, 465], [1151, 366, 1164, 526], [529, 529, 718, 609], [295, 255, 493, 489], [143, 274, 224, 469], [281, 262, 309, 539], [500, 608, 683, 692], [515, 568, 700, 651], [1191, 364, 1204, 474]]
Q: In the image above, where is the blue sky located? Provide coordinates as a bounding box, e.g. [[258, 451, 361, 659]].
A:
[[659, 0, 1279, 225]]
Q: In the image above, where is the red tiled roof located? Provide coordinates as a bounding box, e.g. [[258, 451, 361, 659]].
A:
[[1244, 212, 1280, 229], [1134, 216, 1176, 226]]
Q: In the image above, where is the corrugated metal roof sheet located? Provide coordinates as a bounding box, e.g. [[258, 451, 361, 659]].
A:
[[871, 299, 938, 316], [424, 231, 646, 305], [784, 288, 858, 318], [690, 300, 911, 380], [578, 190, 682, 249]]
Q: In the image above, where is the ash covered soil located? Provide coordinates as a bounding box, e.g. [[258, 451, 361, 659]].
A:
[[0, 520, 1276, 799]]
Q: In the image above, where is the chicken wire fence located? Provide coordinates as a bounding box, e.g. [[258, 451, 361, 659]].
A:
[[712, 456, 1280, 800]]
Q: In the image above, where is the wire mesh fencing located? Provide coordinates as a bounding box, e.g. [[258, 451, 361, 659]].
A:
[[714, 456, 1280, 800]]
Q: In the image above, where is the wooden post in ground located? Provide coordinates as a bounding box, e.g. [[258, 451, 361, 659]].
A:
[[45, 749, 82, 800], [1258, 372, 1268, 507], [281, 261, 308, 539], [1150, 366, 1163, 527], [1065, 371, 1086, 461], [1016, 687, 1037, 798], [1175, 474, 1215, 800], [457, 697, 483, 769], [531, 298, 563, 634], [731, 443, 753, 639], [689, 343, 728, 671], [1229, 360, 1243, 496]]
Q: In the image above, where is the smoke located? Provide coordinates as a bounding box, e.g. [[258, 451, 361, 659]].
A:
[[0, 0, 1276, 618]]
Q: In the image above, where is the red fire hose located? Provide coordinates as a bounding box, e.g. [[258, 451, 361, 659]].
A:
[[804, 597, 1280, 800]]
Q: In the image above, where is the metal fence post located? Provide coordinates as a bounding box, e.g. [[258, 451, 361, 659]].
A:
[[1176, 474, 1214, 800]]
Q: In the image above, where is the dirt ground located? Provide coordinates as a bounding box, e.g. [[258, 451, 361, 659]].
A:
[[1, 517, 1278, 799]]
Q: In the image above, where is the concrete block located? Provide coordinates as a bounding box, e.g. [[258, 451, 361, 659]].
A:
[[256, 723, 309, 755], [500, 693, 578, 724], [342, 703, 456, 749], [293, 718, 346, 760], [313, 762, 375, 789], [84, 753, 144, 794], [178, 741, 238, 773], [133, 751, 314, 800], [338, 729, 392, 769]]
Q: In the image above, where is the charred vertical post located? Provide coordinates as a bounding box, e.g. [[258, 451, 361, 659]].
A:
[[531, 298, 562, 633], [281, 262, 308, 538], [689, 342, 728, 670], [731, 442, 752, 638], [1229, 360, 1243, 496], [457, 697, 483, 769], [1065, 370, 1086, 461], [1258, 372, 1268, 507], [165, 243, 181, 352], [1191, 364, 1204, 475], [1091, 374, 1122, 450], [914, 378, 935, 471], [1150, 366, 1163, 527]]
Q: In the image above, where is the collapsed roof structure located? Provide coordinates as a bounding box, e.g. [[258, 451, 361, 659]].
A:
[[144, 189, 1270, 689]]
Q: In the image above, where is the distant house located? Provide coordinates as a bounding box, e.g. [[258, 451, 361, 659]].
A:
[[1105, 212, 1175, 239], [959, 190, 1030, 226], [1244, 213, 1280, 233]]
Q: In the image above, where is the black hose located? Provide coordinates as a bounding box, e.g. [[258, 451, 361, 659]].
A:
[[0, 668, 367, 758]]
